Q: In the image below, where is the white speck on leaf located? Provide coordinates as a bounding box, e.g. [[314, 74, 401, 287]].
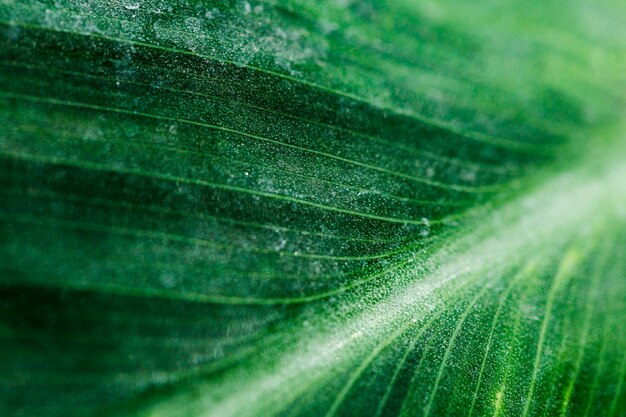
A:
[[123, 2, 141, 11]]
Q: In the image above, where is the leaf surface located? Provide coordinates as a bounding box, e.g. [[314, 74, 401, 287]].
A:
[[0, 1, 625, 416]]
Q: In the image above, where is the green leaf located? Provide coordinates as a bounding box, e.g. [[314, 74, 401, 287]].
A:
[[1, 1, 625, 416]]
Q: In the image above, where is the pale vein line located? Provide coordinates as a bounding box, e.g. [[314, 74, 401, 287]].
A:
[[608, 346, 626, 417], [239, 277, 476, 417], [0, 211, 416, 261], [521, 247, 583, 417], [0, 225, 424, 306], [0, 150, 442, 226], [0, 185, 423, 245], [323, 309, 443, 417], [582, 249, 626, 417], [581, 313, 609, 417], [540, 323, 572, 417], [0, 20, 556, 154], [372, 327, 428, 417], [467, 262, 536, 417], [395, 271, 502, 417], [373, 282, 476, 417], [325, 269, 487, 417], [492, 276, 531, 417], [422, 284, 493, 417], [559, 238, 611, 416], [396, 323, 443, 416], [0, 90, 500, 194], [0, 60, 514, 174], [2, 112, 471, 209]]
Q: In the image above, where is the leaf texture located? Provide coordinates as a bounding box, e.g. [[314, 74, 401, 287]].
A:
[[0, 1, 625, 416]]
